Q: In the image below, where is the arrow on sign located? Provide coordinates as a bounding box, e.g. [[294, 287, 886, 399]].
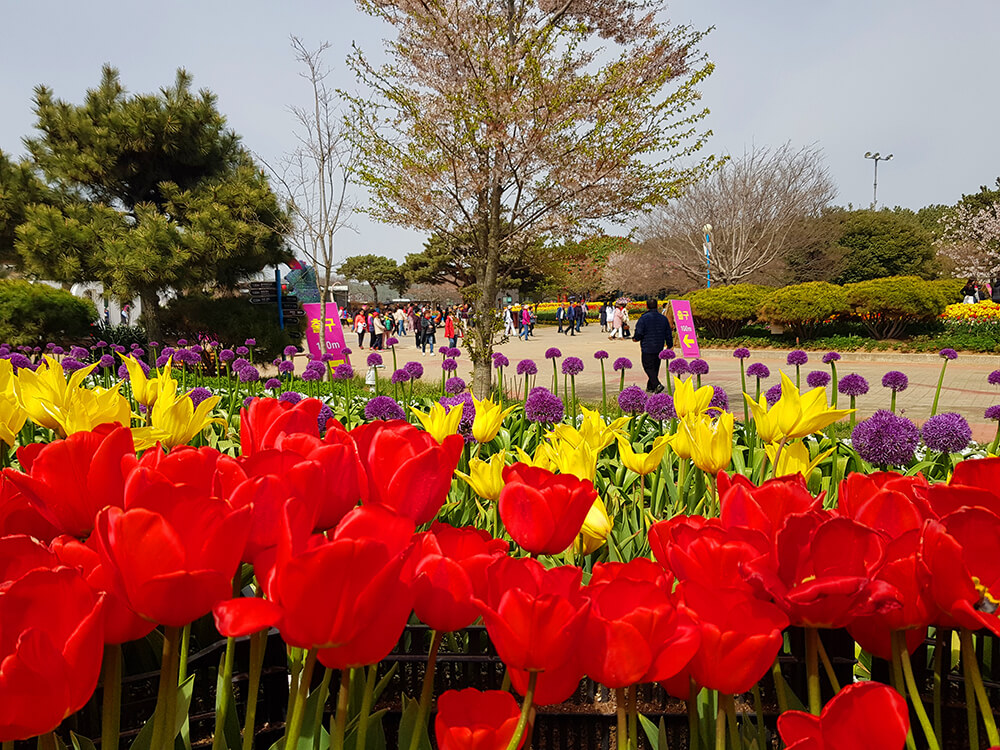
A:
[[683, 334, 695, 348]]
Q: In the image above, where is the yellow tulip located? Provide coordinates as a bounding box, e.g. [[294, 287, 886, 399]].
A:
[[542, 438, 599, 483], [765, 440, 835, 479], [412, 402, 464, 444], [119, 353, 163, 407], [0, 361, 25, 447], [745, 370, 853, 444], [132, 376, 222, 450], [60, 385, 134, 436], [683, 411, 735, 475], [550, 405, 629, 452], [665, 420, 696, 460], [471, 396, 517, 443], [673, 377, 715, 419], [744, 393, 784, 444], [617, 434, 671, 476], [455, 451, 506, 502], [573, 497, 612, 555], [513, 444, 553, 472], [16, 356, 131, 436]]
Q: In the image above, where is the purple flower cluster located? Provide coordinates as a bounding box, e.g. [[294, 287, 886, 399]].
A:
[[404, 361, 424, 379], [765, 383, 783, 407], [822, 351, 841, 364], [367, 352, 383, 367], [659, 349, 677, 361], [939, 348, 958, 361], [733, 347, 751, 360], [852, 410, 919, 466], [265, 378, 282, 391], [317, 404, 334, 434], [284, 345, 299, 357], [364, 396, 406, 421], [333, 363, 354, 380], [986, 405, 1000, 421], [689, 358, 709, 376], [302, 360, 325, 382], [186, 387, 214, 408], [278, 391, 304, 405], [881, 371, 909, 392], [445, 377, 467, 395], [493, 352, 510, 368], [786, 350, 808, 366], [618, 385, 648, 415], [278, 360, 295, 375], [561, 356, 585, 376], [238, 365, 261, 383], [668, 359, 689, 375], [594, 350, 609, 360], [219, 349, 236, 363], [921, 412, 972, 453], [440, 393, 476, 439], [613, 357, 633, 372], [838, 373, 870, 397], [386, 337, 399, 348], [525, 388, 564, 424], [447, 347, 461, 358], [708, 386, 729, 414], [236, 346, 249, 356], [545, 347, 562, 360], [746, 362, 770, 379], [442, 358, 458, 373], [391, 368, 410, 384], [989, 370, 1000, 386], [645, 393, 676, 421], [516, 359, 538, 376], [806, 370, 831, 388]]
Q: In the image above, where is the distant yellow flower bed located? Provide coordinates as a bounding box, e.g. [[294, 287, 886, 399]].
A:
[[942, 301, 1000, 323]]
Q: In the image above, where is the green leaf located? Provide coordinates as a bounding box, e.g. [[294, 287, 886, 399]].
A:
[[395, 695, 432, 750], [129, 675, 195, 750], [638, 714, 669, 750], [70, 732, 98, 750]]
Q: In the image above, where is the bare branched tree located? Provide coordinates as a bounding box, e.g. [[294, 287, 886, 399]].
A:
[[264, 37, 359, 346], [639, 143, 836, 286]]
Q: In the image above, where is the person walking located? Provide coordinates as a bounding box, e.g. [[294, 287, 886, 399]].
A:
[[372, 310, 386, 350], [575, 300, 585, 333], [610, 305, 623, 339], [556, 302, 566, 333], [421, 311, 437, 354], [565, 302, 577, 335], [353, 307, 368, 349], [621, 305, 631, 338], [633, 299, 673, 393], [581, 299, 589, 327], [503, 306, 516, 337], [599, 303, 608, 332], [519, 306, 531, 341], [445, 309, 458, 348]]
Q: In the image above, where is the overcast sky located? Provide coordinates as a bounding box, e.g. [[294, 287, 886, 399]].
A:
[[2, 0, 997, 263]]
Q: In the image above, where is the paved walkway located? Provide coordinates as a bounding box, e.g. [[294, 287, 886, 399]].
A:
[[371, 323, 1000, 442]]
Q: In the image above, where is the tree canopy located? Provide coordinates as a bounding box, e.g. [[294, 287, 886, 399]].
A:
[[833, 208, 937, 283], [337, 253, 403, 303]]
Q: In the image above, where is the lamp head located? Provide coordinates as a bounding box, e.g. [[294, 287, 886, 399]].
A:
[[864, 151, 872, 158], [886, 154, 893, 161], [703, 223, 713, 233]]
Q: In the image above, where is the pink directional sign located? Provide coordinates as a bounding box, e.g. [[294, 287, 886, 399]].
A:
[[303, 302, 352, 366], [670, 299, 700, 358]]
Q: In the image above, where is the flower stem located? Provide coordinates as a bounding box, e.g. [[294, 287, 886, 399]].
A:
[[331, 668, 351, 750], [39, 733, 57, 750], [242, 629, 267, 750], [895, 631, 941, 750], [961, 629, 1000, 745], [991, 423, 1000, 455], [102, 644, 123, 750], [312, 669, 333, 750], [751, 684, 766, 750], [724, 694, 742, 750], [284, 650, 317, 750], [212, 637, 237, 750], [890, 390, 897, 414], [933, 628, 945, 748], [627, 685, 638, 750], [505, 671, 537, 750], [408, 631, 444, 750], [830, 362, 839, 408], [600, 362, 607, 415], [805, 627, 821, 716], [739, 361, 749, 429], [931, 360, 948, 417], [771, 659, 788, 714], [714, 692, 726, 750], [616, 687, 627, 749], [816, 632, 840, 693], [152, 626, 182, 750], [687, 678, 700, 750]]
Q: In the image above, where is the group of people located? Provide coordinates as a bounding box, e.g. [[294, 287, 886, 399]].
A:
[[961, 278, 1000, 304], [555, 300, 590, 336], [600, 302, 632, 340], [348, 303, 468, 355]]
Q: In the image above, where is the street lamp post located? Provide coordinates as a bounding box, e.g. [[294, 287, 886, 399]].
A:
[[703, 223, 712, 288], [863, 152, 893, 209]]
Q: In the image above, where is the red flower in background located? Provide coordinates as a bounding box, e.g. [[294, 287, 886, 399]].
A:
[[94, 447, 251, 627], [719, 472, 822, 543], [837, 471, 933, 540], [648, 515, 764, 594], [214, 503, 415, 671], [678, 583, 788, 696], [498, 464, 597, 555], [239, 397, 323, 457], [778, 681, 909, 750], [435, 688, 524, 750], [0, 566, 105, 742], [3, 425, 135, 538], [351, 421, 463, 525], [411, 523, 508, 632], [927, 457, 1000, 518], [0, 476, 59, 541], [581, 560, 699, 689]]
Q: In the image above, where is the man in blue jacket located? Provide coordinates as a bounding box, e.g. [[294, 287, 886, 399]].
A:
[[632, 299, 673, 393]]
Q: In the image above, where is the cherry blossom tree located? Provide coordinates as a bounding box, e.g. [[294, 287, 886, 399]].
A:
[[939, 198, 1000, 281]]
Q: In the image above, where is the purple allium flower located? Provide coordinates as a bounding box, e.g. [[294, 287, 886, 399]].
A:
[[98, 354, 115, 370], [70, 346, 89, 360], [278, 360, 295, 375], [333, 363, 354, 380], [881, 371, 909, 393], [321, 353, 337, 362], [187, 387, 214, 408], [852, 410, 920, 466], [442, 357, 458, 373], [659, 349, 677, 361], [746, 362, 770, 379], [921, 412, 972, 453], [806, 370, 831, 389], [111, 344, 126, 354], [177, 339, 188, 347], [493, 352, 510, 368], [787, 350, 809, 366], [445, 376, 467, 394], [219, 349, 235, 363], [708, 386, 729, 413], [265, 378, 282, 390], [317, 403, 335, 434], [986, 405, 1000, 421], [61, 357, 86, 373], [232, 358, 251, 373], [988, 370, 1000, 386], [238, 365, 260, 383], [939, 348, 958, 361], [148, 341, 160, 349], [51, 346, 64, 355], [404, 361, 424, 379], [561, 356, 584, 376], [190, 345, 204, 355], [8, 353, 33, 371], [391, 368, 411, 384], [95, 340, 108, 349], [44, 343, 55, 351], [243, 396, 255, 408], [284, 345, 299, 357], [822, 351, 841, 364], [162, 347, 176, 357], [440, 392, 476, 433], [613, 357, 632, 372], [367, 352, 383, 367], [525, 388, 564, 424], [236, 346, 249, 356], [689, 358, 709, 376], [301, 367, 322, 382], [155, 354, 170, 368], [838, 373, 869, 397], [594, 350, 609, 360], [131, 348, 144, 358], [447, 347, 461, 358], [365, 396, 406, 421], [386, 337, 399, 347], [733, 347, 751, 360], [618, 385, 648, 415], [278, 391, 304, 405], [668, 358, 690, 376], [438, 346, 449, 355], [516, 359, 538, 376], [765, 383, 783, 407], [245, 338, 257, 347], [117, 359, 150, 380], [545, 347, 562, 360], [645, 392, 676, 421]]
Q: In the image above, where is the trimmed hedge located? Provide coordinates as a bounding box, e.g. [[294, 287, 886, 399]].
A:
[[758, 281, 849, 339], [0, 280, 96, 345], [844, 276, 956, 339], [686, 285, 771, 338]]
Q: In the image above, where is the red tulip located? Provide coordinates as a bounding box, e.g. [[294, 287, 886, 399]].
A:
[[498, 463, 598, 555], [678, 582, 788, 696], [94, 447, 252, 627], [837, 471, 934, 540], [3, 425, 135, 537], [214, 503, 415, 670], [744, 513, 898, 629], [927, 457, 1000, 518], [240, 397, 323, 457], [435, 688, 524, 750], [474, 556, 588, 675], [582, 560, 700, 688], [411, 523, 508, 632], [0, 476, 60, 542], [719, 472, 822, 543], [0, 565, 105, 741], [508, 657, 584, 706], [351, 420, 463, 525], [777, 681, 909, 750], [648, 515, 764, 594]]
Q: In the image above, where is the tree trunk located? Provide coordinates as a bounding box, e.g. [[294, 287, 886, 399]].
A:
[[139, 289, 162, 341], [471, 185, 502, 399]]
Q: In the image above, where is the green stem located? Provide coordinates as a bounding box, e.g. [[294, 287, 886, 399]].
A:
[[283, 650, 317, 750], [286, 648, 303, 730], [830, 362, 839, 408], [931, 360, 948, 417], [179, 624, 190, 683], [152, 627, 182, 750], [331, 668, 351, 750], [408, 631, 444, 750], [552, 360, 558, 395], [714, 692, 726, 750], [962, 629, 1000, 745], [751, 684, 766, 750], [212, 637, 237, 750], [888, 634, 917, 750], [849, 395, 857, 428], [740, 361, 749, 430], [933, 628, 945, 748], [242, 630, 267, 750], [570, 376, 577, 426], [890, 390, 897, 414], [964, 645, 980, 750], [771, 437, 788, 480], [357, 666, 378, 750], [616, 687, 627, 750], [102, 645, 123, 750], [39, 733, 57, 750], [991, 423, 1000, 455], [687, 679, 700, 750], [771, 659, 788, 714], [724, 694, 741, 750], [895, 631, 941, 750], [628, 685, 638, 750], [816, 631, 841, 693], [504, 671, 537, 750], [600, 362, 607, 415], [806, 627, 821, 716]]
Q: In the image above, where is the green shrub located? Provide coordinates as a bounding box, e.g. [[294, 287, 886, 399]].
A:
[[686, 284, 771, 338], [161, 293, 302, 360], [844, 275, 952, 339], [758, 282, 849, 339], [927, 278, 965, 307], [0, 280, 96, 345]]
